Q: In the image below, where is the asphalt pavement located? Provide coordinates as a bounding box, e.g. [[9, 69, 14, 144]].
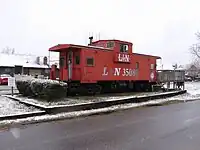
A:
[[1, 100, 200, 150], [0, 85, 18, 95], [0, 85, 17, 90]]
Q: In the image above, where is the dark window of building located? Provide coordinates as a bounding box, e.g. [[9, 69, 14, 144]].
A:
[[107, 42, 114, 48], [75, 55, 80, 65], [86, 57, 94, 66], [59, 57, 65, 67], [136, 62, 139, 69], [14, 65, 23, 74], [120, 44, 129, 52]]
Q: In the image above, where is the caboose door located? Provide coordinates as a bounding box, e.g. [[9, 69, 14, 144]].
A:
[[82, 55, 95, 83], [67, 50, 73, 81]]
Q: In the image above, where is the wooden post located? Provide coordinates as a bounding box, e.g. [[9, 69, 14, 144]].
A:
[[173, 82, 175, 89], [167, 82, 170, 90], [11, 86, 13, 96]]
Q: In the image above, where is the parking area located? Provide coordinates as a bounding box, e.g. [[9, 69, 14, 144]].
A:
[[0, 85, 18, 96], [0, 85, 17, 90]]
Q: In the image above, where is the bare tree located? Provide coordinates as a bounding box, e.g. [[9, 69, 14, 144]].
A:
[[185, 59, 200, 71], [190, 32, 200, 59], [1, 46, 15, 54]]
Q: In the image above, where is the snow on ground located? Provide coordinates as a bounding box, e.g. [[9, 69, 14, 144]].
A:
[[153, 82, 200, 102], [10, 83, 196, 107], [0, 96, 40, 116], [184, 81, 200, 96], [14, 92, 162, 107]]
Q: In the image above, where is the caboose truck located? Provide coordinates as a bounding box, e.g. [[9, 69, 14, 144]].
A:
[[49, 37, 161, 96]]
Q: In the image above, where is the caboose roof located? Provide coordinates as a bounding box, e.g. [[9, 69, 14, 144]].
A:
[[133, 53, 161, 59], [49, 43, 161, 59], [49, 44, 112, 51], [91, 39, 133, 45]]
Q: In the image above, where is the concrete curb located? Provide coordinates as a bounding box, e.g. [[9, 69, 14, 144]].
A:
[[4, 90, 187, 114], [0, 111, 46, 121]]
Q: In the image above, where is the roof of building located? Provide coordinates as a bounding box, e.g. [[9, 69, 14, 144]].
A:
[[188, 65, 198, 70], [0, 53, 49, 68]]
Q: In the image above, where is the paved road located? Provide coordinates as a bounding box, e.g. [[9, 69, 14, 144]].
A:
[[0, 85, 17, 90], [1, 100, 200, 150], [0, 85, 18, 95]]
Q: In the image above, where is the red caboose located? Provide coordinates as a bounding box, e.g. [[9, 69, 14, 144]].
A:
[[49, 37, 161, 95]]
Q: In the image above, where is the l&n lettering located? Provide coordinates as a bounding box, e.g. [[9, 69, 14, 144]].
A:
[[118, 53, 130, 62]]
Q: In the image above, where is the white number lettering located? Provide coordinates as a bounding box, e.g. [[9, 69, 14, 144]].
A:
[[126, 68, 130, 76], [122, 68, 136, 76], [122, 68, 126, 76], [114, 68, 121, 76], [130, 69, 136, 76]]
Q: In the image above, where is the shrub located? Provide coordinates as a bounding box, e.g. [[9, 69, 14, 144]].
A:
[[16, 77, 68, 101], [16, 78, 34, 97]]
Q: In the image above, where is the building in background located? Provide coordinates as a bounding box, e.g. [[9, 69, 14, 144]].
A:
[[0, 53, 51, 77], [185, 65, 200, 77]]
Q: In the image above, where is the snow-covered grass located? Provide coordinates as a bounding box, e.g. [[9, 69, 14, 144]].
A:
[[185, 81, 200, 96], [152, 82, 200, 102], [0, 96, 40, 117], [13, 91, 163, 107]]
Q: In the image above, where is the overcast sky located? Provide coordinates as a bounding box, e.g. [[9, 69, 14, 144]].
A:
[[0, 0, 200, 66]]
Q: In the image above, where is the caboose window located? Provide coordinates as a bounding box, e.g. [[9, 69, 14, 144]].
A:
[[150, 64, 154, 70], [59, 57, 65, 67], [75, 55, 80, 65], [86, 57, 94, 66], [107, 42, 114, 48], [136, 62, 139, 69], [120, 44, 128, 52]]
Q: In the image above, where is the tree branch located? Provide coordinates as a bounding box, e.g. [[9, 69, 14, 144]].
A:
[[190, 43, 200, 59]]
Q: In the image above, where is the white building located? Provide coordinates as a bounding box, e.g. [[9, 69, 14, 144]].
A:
[[0, 53, 50, 76]]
